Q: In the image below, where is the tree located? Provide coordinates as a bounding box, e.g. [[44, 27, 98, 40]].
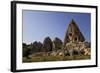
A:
[[23, 43, 27, 48], [42, 37, 52, 52], [23, 43, 31, 58], [53, 37, 63, 50]]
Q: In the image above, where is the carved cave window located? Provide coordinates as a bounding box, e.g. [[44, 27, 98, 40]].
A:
[[74, 37, 77, 41], [69, 33, 72, 36]]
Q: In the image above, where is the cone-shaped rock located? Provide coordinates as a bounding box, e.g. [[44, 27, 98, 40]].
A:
[[52, 37, 63, 51], [63, 19, 85, 48], [42, 37, 52, 52]]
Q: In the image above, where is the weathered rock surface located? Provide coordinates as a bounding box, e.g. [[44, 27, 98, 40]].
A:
[[52, 37, 63, 51], [42, 37, 53, 52]]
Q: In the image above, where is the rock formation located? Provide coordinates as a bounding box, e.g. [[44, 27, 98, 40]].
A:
[[63, 19, 90, 56], [63, 19, 85, 48], [42, 37, 53, 52], [52, 37, 63, 51], [30, 41, 43, 53], [23, 19, 91, 58]]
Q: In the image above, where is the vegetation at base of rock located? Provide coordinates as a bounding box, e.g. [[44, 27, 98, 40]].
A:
[[23, 55, 90, 63], [23, 43, 31, 58]]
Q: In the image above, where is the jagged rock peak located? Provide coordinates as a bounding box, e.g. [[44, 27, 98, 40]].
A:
[[63, 19, 85, 47]]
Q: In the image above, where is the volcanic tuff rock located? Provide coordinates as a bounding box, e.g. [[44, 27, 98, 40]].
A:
[[42, 37, 53, 52], [52, 37, 63, 51], [63, 19, 85, 49]]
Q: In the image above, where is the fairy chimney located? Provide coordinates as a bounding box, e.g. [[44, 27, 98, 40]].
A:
[[63, 19, 85, 48]]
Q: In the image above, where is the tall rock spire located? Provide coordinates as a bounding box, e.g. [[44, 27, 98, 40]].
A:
[[63, 19, 85, 48]]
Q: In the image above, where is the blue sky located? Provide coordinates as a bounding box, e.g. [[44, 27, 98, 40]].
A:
[[22, 10, 91, 44]]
